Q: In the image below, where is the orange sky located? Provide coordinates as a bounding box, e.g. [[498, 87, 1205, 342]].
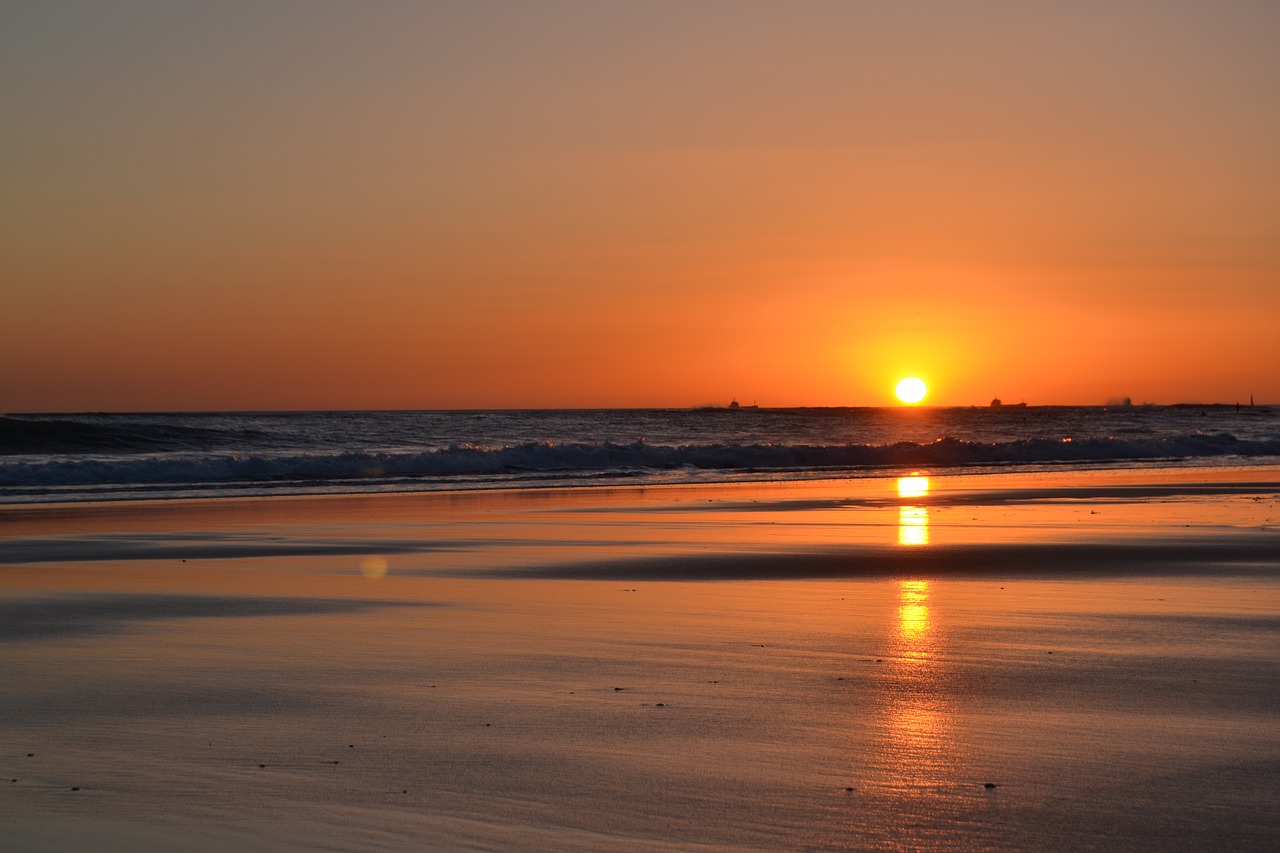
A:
[[3, 2, 1277, 411]]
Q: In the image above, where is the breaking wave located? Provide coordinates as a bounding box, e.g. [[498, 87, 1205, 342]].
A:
[[3, 433, 1279, 500]]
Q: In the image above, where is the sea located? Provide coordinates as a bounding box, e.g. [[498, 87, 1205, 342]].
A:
[[2, 405, 1277, 504]]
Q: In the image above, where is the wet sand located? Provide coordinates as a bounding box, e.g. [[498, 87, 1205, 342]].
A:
[[2, 467, 1279, 851]]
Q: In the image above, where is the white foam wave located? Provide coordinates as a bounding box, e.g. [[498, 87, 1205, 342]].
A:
[[3, 433, 1278, 494]]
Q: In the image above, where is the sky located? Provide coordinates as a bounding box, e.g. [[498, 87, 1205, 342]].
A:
[[3, 1, 1278, 411]]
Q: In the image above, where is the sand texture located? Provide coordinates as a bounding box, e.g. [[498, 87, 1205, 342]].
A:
[[2, 467, 1279, 851]]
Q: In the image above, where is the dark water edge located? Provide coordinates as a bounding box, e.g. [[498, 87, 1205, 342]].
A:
[[3, 406, 1278, 504]]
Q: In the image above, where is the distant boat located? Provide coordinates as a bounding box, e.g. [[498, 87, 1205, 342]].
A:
[[990, 398, 1027, 409], [694, 398, 760, 412]]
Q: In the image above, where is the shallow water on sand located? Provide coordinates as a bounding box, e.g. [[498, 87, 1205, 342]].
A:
[[2, 470, 1278, 851]]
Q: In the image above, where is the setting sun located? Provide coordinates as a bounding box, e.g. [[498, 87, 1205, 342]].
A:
[[896, 377, 928, 405]]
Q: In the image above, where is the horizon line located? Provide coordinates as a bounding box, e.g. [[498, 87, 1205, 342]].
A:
[[4, 401, 1272, 417]]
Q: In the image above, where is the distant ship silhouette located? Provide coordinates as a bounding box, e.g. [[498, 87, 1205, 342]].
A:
[[990, 398, 1027, 409], [695, 398, 759, 412]]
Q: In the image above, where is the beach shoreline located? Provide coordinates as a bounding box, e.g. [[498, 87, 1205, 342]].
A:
[[3, 464, 1278, 851]]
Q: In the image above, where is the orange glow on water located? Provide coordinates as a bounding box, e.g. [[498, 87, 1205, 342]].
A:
[[897, 476, 930, 499], [897, 580, 933, 649], [868, 578, 956, 803], [898, 507, 930, 547], [896, 476, 931, 546]]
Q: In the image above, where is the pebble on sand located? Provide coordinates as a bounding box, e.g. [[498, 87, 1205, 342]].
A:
[[984, 782, 998, 790]]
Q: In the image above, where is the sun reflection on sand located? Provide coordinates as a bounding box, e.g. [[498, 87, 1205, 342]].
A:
[[897, 580, 931, 649], [883, 579, 953, 789], [898, 507, 930, 547], [897, 476, 929, 499], [857, 577, 967, 839], [896, 476, 930, 547], [883, 697, 951, 792]]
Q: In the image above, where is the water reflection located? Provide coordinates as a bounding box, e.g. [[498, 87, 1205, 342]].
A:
[[857, 578, 965, 844], [896, 476, 930, 547], [897, 476, 929, 499], [898, 507, 930, 547], [897, 580, 931, 647], [883, 579, 951, 787]]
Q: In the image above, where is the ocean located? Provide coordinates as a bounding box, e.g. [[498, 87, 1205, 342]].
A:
[[2, 405, 1277, 504], [4, 409, 1279, 851]]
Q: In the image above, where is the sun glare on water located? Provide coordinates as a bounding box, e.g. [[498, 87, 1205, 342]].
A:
[[896, 377, 927, 404]]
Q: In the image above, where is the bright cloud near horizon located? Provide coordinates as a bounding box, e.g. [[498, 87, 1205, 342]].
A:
[[2, 1, 1277, 411]]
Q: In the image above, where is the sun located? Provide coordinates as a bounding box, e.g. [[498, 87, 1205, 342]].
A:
[[895, 377, 927, 405]]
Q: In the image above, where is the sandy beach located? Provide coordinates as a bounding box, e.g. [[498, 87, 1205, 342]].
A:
[[8, 1, 1279, 847], [3, 466, 1278, 851]]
